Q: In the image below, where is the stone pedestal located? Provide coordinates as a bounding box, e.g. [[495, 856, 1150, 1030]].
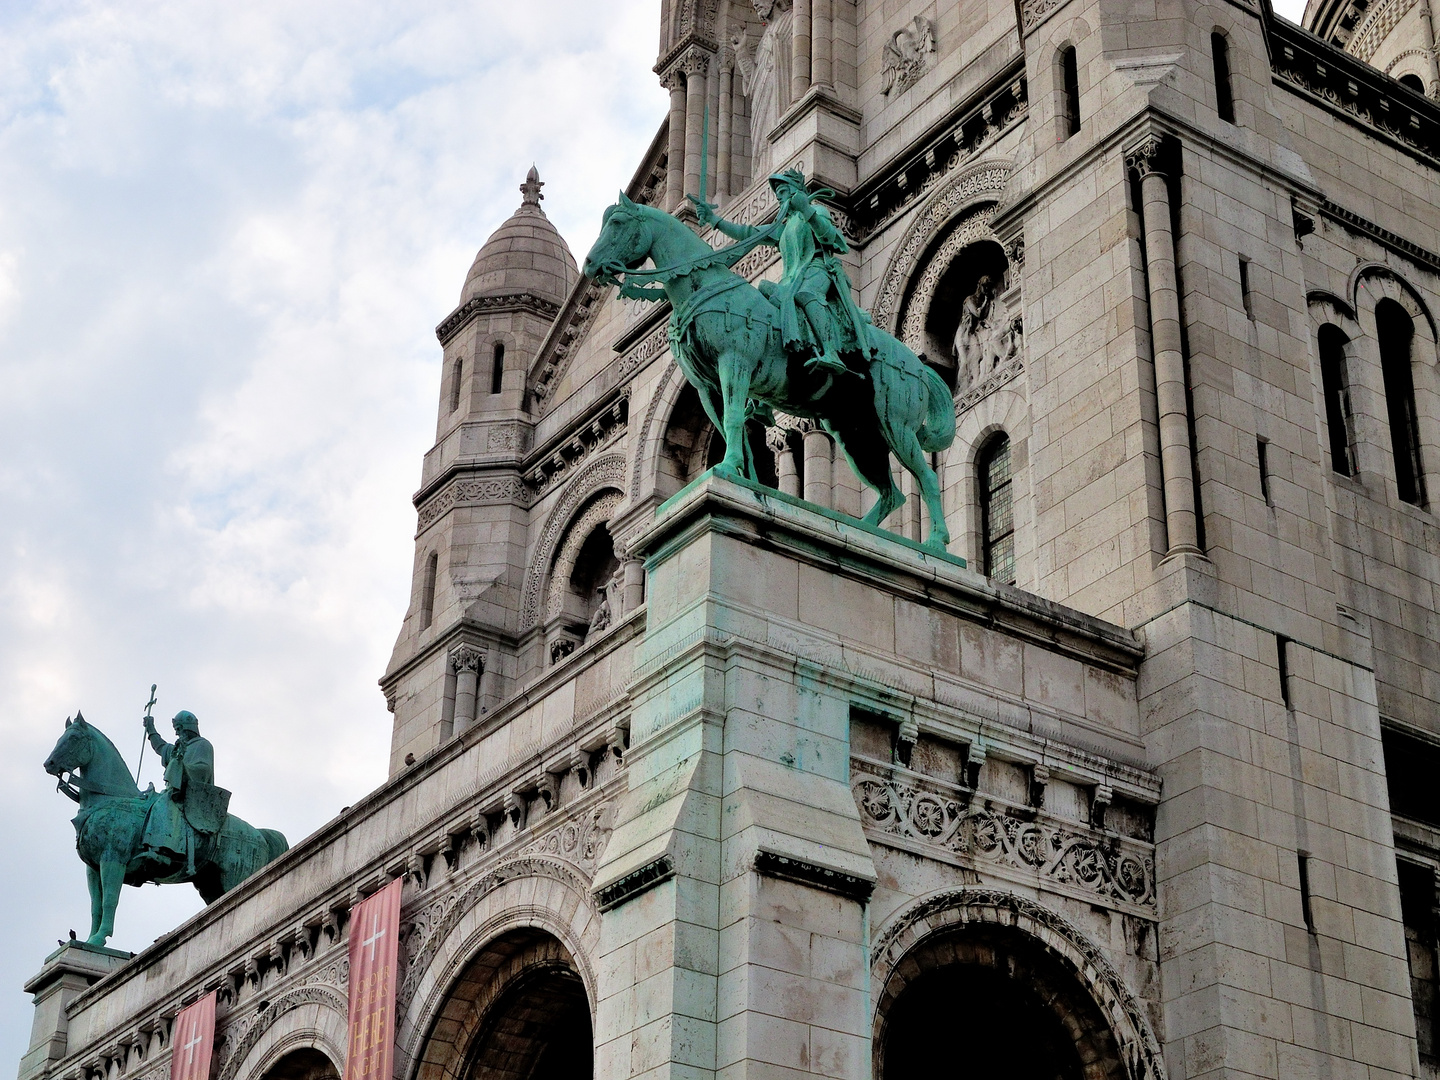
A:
[[19, 943, 130, 1080]]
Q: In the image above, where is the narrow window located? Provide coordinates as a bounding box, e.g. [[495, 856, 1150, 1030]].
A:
[[1212, 32, 1235, 122], [420, 552, 438, 630], [1060, 46, 1081, 139], [1276, 633, 1291, 709], [1377, 299, 1426, 506], [1298, 852, 1316, 933], [1238, 257, 1253, 319], [1257, 436, 1271, 505], [449, 356, 464, 412], [1319, 325, 1356, 476], [980, 434, 1017, 585], [1400, 72, 1427, 95], [1399, 860, 1439, 1062], [491, 342, 505, 395]]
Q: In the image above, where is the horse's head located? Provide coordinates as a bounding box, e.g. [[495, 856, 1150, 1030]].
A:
[[583, 192, 653, 284], [45, 712, 92, 777]]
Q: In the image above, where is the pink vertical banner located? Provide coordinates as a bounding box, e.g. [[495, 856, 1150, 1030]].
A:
[[345, 878, 402, 1080], [170, 992, 217, 1080]]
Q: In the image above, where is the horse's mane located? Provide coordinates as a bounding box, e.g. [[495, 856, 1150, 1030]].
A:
[[74, 717, 138, 790]]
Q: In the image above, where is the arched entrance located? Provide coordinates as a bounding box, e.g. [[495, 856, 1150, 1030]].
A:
[[413, 928, 593, 1080], [880, 925, 1109, 1079], [873, 892, 1165, 1080], [257, 1049, 339, 1080]]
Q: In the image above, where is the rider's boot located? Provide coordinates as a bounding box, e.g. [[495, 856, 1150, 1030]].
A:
[[800, 299, 849, 376]]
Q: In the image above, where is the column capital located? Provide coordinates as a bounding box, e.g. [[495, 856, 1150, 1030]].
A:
[[1124, 133, 1168, 178], [449, 644, 484, 674]]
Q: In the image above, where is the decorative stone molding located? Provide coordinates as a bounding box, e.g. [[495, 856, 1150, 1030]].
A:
[[449, 645, 484, 675], [956, 354, 1025, 418], [881, 17, 936, 96], [1273, 24, 1440, 168], [416, 475, 529, 533], [1352, 0, 1419, 62], [524, 392, 629, 495], [594, 855, 675, 911], [214, 985, 346, 1080], [871, 889, 1166, 1080], [531, 281, 609, 413], [520, 454, 627, 629], [519, 803, 612, 868], [852, 758, 1156, 913], [872, 158, 1017, 335], [434, 292, 560, 347], [849, 66, 1025, 240], [397, 856, 595, 1011], [1020, 0, 1065, 32], [753, 851, 874, 900]]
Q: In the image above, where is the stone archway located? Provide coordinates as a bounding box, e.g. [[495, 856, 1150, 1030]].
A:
[[411, 928, 593, 1080], [256, 1049, 339, 1080], [872, 889, 1165, 1080]]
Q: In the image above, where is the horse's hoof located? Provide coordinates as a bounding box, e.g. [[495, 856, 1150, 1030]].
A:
[[713, 462, 743, 482], [86, 933, 109, 947]]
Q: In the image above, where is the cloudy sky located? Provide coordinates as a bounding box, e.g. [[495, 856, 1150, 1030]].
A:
[[0, 0, 667, 1066], [0, 0, 1313, 1068]]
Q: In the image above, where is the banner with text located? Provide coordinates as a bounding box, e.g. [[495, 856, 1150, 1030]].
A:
[[345, 878, 402, 1080], [170, 991, 216, 1080]]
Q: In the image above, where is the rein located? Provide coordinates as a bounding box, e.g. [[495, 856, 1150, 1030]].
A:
[[614, 220, 779, 301], [61, 770, 142, 799]]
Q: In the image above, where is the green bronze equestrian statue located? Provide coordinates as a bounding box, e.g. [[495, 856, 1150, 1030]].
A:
[[583, 168, 957, 549], [44, 706, 287, 946]]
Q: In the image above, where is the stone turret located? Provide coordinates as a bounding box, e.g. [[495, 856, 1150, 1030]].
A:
[[380, 167, 577, 773]]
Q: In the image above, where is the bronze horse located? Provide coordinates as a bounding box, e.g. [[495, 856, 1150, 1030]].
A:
[[44, 714, 287, 946]]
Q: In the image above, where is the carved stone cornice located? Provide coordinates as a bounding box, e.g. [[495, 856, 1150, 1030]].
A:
[[654, 34, 719, 80], [434, 292, 562, 346], [415, 473, 530, 533]]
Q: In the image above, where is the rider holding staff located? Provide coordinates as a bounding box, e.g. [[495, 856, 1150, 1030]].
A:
[[140, 710, 214, 875], [690, 168, 873, 378]]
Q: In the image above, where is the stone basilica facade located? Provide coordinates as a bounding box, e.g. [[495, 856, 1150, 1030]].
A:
[[21, 0, 1440, 1079]]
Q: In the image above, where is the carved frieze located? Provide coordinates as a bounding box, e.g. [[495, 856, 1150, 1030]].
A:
[[416, 475, 529, 532], [852, 759, 1156, 913]]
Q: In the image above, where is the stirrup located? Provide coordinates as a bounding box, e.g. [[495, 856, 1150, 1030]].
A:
[[805, 352, 848, 375]]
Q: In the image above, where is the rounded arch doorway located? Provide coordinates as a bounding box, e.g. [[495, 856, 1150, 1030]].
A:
[[877, 923, 1130, 1080], [257, 1049, 339, 1080], [415, 927, 593, 1080]]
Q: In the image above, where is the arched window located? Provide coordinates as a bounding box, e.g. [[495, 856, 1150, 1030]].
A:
[[420, 551, 438, 629], [491, 342, 505, 395], [1400, 73, 1426, 95], [1059, 46, 1081, 139], [1212, 32, 1235, 122], [980, 434, 1017, 585], [1318, 324, 1356, 476], [1377, 298, 1426, 505], [448, 356, 464, 413]]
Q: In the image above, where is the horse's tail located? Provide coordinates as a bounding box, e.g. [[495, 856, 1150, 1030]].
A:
[[261, 829, 289, 863], [917, 361, 957, 452]]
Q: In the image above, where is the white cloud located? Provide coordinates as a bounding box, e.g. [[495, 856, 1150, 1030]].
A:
[[0, 0, 665, 1065]]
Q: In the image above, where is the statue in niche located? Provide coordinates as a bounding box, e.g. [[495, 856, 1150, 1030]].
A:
[[588, 568, 623, 634], [953, 274, 1021, 391], [733, 0, 792, 181]]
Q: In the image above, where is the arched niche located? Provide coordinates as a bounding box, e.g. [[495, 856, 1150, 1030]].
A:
[[542, 491, 624, 661], [217, 985, 348, 1080], [916, 238, 1015, 393], [872, 889, 1165, 1080]]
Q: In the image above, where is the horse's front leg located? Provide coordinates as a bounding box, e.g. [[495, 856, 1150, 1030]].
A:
[[715, 351, 752, 479], [89, 859, 125, 946], [86, 863, 103, 939]]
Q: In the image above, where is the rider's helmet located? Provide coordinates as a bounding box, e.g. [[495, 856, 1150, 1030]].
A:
[[172, 710, 200, 735], [767, 168, 810, 203]]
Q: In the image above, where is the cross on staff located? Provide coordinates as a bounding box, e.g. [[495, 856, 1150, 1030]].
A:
[[361, 914, 386, 959]]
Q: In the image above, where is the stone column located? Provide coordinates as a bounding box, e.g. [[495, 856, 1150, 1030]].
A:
[[664, 70, 687, 211], [766, 425, 801, 497], [450, 645, 484, 735], [791, 0, 812, 102], [812, 0, 832, 89], [1129, 135, 1202, 555], [716, 57, 734, 202], [832, 447, 862, 518], [682, 50, 712, 207], [802, 426, 832, 509], [1421, 0, 1440, 95], [622, 555, 645, 613]]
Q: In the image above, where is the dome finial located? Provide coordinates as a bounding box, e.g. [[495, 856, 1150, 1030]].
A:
[[520, 165, 543, 209]]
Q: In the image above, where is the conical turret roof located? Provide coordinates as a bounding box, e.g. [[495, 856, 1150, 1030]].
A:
[[461, 166, 578, 306]]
